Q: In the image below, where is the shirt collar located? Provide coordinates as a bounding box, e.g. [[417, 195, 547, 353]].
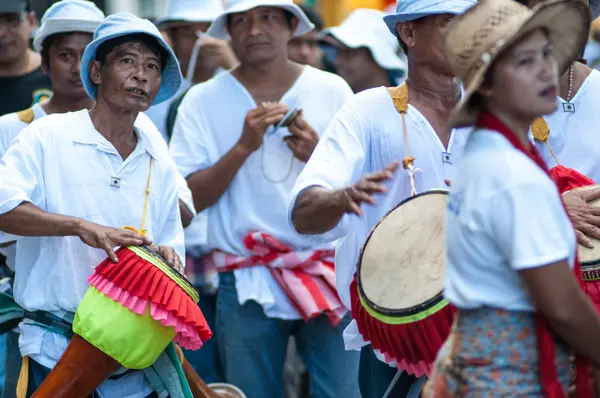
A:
[[70, 109, 160, 160]]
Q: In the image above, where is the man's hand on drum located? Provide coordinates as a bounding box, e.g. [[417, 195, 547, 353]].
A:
[[337, 160, 400, 216], [563, 187, 600, 248], [76, 220, 152, 263], [150, 245, 185, 274]]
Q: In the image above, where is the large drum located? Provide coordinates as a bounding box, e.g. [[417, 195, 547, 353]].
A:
[[31, 244, 218, 397], [350, 190, 454, 377]]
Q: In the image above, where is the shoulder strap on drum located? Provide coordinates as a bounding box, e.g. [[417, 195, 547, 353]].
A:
[[16, 107, 35, 125], [386, 83, 421, 196], [531, 117, 560, 166]]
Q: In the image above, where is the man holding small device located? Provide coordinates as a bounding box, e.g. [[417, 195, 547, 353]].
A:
[[168, 1, 358, 396]]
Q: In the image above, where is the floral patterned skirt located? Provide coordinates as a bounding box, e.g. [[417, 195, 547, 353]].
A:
[[422, 308, 571, 397]]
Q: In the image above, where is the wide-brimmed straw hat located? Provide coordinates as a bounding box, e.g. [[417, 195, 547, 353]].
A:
[[445, 0, 590, 128], [207, 0, 314, 40]]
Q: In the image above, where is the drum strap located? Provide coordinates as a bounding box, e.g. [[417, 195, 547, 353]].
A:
[[387, 84, 422, 196], [531, 117, 561, 165]]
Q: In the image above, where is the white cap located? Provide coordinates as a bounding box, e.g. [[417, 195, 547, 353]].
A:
[[320, 8, 406, 72], [33, 0, 105, 52], [155, 0, 224, 28], [207, 0, 314, 40]]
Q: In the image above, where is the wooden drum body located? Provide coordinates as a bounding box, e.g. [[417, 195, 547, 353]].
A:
[[351, 190, 454, 377]]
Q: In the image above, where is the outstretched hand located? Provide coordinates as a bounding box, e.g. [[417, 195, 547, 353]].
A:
[[77, 221, 152, 263], [337, 161, 400, 216]]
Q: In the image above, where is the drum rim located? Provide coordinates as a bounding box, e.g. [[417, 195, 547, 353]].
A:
[[356, 189, 448, 317], [131, 245, 200, 301]]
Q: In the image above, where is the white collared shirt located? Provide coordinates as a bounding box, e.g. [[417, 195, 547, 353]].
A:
[[288, 86, 471, 357], [534, 70, 600, 182], [170, 66, 354, 319], [0, 103, 195, 271], [0, 109, 186, 398]]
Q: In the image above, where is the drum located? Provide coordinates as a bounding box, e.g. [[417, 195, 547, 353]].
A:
[[350, 190, 454, 377], [208, 383, 248, 398], [564, 184, 600, 313], [32, 245, 213, 397]]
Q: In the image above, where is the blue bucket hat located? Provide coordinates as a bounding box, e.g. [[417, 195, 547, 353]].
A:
[[383, 0, 477, 38], [80, 12, 182, 106]]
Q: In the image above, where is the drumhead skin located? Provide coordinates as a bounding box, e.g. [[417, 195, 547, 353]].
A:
[[565, 184, 600, 266], [208, 383, 247, 398], [358, 190, 448, 316]]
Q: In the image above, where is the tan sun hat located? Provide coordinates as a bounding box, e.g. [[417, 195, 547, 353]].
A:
[[444, 0, 590, 128]]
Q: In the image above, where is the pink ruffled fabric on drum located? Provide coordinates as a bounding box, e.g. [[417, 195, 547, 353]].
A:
[[87, 247, 212, 351], [89, 274, 204, 350]]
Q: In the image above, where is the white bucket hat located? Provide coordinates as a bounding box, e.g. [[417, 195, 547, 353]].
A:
[[33, 0, 105, 52], [320, 8, 406, 72], [155, 0, 224, 28], [207, 0, 314, 40]]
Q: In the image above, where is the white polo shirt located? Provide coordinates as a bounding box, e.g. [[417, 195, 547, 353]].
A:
[[0, 109, 187, 398], [170, 66, 354, 319], [445, 129, 575, 310], [288, 86, 471, 357], [0, 102, 195, 270], [535, 70, 600, 182]]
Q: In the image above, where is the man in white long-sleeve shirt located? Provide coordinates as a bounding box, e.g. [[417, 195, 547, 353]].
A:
[[169, 1, 360, 397]]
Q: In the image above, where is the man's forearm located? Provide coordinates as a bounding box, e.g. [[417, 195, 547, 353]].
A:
[[292, 187, 347, 235], [187, 144, 251, 212], [0, 202, 82, 237], [179, 200, 194, 228]]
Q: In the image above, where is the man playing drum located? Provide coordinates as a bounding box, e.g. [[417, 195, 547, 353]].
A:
[[288, 0, 476, 396], [169, 1, 360, 397], [0, 12, 191, 397]]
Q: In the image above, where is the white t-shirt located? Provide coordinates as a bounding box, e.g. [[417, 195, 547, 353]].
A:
[[535, 70, 600, 182], [0, 103, 195, 271], [170, 66, 354, 319], [0, 109, 187, 398], [288, 86, 471, 354], [445, 129, 575, 311]]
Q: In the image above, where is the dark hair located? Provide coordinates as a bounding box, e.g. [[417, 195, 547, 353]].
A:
[[94, 33, 169, 71], [40, 32, 72, 68], [298, 4, 323, 31], [226, 8, 296, 29]]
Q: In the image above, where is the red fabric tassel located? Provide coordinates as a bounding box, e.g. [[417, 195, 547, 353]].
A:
[[350, 278, 454, 377], [549, 165, 595, 194], [478, 113, 593, 398], [93, 247, 212, 342]]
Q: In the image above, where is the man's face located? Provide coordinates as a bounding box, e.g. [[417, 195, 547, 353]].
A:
[[288, 29, 322, 68], [90, 41, 163, 112], [322, 36, 380, 92], [168, 22, 211, 69], [0, 12, 36, 67], [399, 14, 456, 76], [43, 32, 93, 100], [227, 7, 297, 65]]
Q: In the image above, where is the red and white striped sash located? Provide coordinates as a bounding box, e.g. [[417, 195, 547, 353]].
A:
[[204, 232, 346, 327]]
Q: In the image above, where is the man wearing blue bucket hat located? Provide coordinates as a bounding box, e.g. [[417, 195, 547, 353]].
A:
[[0, 11, 199, 397], [289, 0, 477, 397], [170, 0, 360, 397]]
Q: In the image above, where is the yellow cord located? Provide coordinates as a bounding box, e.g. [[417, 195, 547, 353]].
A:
[[389, 84, 415, 169], [124, 157, 153, 238], [15, 356, 29, 398]]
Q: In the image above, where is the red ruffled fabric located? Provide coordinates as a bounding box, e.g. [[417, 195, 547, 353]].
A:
[[350, 278, 454, 377], [89, 247, 212, 348], [549, 165, 595, 194]]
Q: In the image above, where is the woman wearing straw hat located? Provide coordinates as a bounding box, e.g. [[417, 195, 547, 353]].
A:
[[423, 0, 600, 396]]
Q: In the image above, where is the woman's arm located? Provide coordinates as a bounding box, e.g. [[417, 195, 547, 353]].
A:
[[520, 260, 600, 366]]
